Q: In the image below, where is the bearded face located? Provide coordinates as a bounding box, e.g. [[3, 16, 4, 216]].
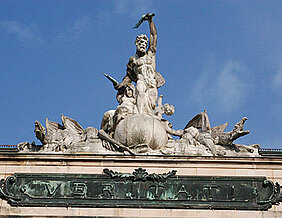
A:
[[135, 35, 148, 53]]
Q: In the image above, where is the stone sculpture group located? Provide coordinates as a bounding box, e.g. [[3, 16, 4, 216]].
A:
[[20, 14, 260, 156]]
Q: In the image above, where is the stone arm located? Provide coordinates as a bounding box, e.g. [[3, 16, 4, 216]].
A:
[[118, 74, 132, 90], [117, 57, 137, 90], [148, 17, 157, 56], [162, 120, 184, 137]]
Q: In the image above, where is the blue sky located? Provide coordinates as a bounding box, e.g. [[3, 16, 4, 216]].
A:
[[0, 0, 281, 148]]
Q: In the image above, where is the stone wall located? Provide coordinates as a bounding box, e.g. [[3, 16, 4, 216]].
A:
[[0, 153, 281, 217]]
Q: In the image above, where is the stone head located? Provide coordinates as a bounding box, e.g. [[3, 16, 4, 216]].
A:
[[125, 83, 136, 98], [135, 34, 148, 53], [34, 120, 45, 133], [163, 104, 175, 116]]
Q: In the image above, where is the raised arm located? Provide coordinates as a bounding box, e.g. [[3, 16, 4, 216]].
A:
[[147, 15, 157, 54]]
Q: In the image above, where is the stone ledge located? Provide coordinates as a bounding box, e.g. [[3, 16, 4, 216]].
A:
[[0, 203, 281, 218], [0, 153, 282, 164], [0, 153, 281, 216]]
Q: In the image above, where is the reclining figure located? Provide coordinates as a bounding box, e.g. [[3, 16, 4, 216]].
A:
[[183, 110, 251, 156]]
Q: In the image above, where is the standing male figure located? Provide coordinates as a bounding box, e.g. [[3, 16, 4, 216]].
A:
[[118, 13, 165, 115]]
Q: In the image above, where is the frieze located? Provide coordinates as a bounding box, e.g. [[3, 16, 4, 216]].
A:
[[0, 168, 281, 210]]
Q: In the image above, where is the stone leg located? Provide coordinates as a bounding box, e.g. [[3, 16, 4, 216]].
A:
[[198, 132, 226, 156], [136, 80, 147, 114]]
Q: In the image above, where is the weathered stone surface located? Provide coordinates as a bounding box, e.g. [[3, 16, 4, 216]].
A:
[[19, 13, 260, 157], [114, 114, 168, 151], [0, 154, 282, 217], [161, 139, 260, 157]]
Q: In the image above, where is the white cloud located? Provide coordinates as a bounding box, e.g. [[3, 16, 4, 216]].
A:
[[93, 1, 154, 29], [0, 20, 43, 43], [115, 0, 128, 14], [214, 62, 246, 110], [115, 0, 154, 17], [71, 16, 91, 38], [273, 62, 282, 87], [57, 15, 91, 41], [191, 60, 248, 112]]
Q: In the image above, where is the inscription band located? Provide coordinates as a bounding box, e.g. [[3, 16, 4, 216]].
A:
[[0, 168, 281, 210]]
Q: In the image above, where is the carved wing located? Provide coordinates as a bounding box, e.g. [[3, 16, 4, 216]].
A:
[[184, 111, 211, 131], [46, 118, 64, 136], [61, 114, 84, 135], [185, 112, 204, 129], [211, 122, 228, 139]]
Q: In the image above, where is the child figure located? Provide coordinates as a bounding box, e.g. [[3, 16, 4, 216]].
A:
[[154, 95, 175, 119], [154, 95, 183, 138]]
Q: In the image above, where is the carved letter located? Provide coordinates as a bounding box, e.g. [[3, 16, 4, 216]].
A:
[[45, 183, 61, 197], [203, 185, 218, 200], [230, 185, 235, 201], [125, 183, 135, 199], [101, 184, 114, 199], [148, 184, 165, 200], [177, 185, 192, 200], [73, 182, 87, 198]]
